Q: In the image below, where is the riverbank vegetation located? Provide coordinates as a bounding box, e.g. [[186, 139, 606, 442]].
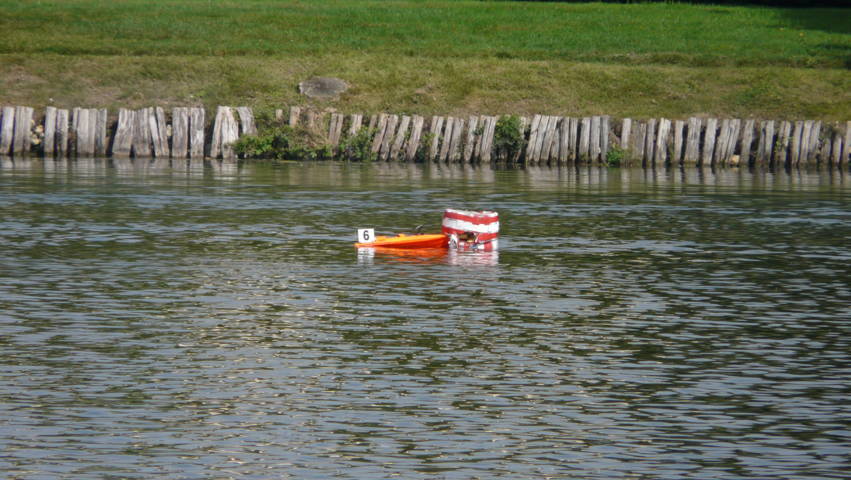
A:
[[1, 0, 848, 120]]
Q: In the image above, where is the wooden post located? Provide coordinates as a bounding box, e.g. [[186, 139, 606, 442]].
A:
[[463, 116, 478, 163], [807, 121, 821, 164], [684, 117, 701, 165], [568, 117, 579, 164], [763, 120, 775, 166], [43, 106, 57, 157], [481, 116, 497, 163], [94, 109, 107, 157], [56, 109, 69, 158], [209, 106, 225, 159], [13, 106, 34, 155], [634, 121, 647, 166], [0, 106, 14, 155], [222, 107, 239, 161], [75, 108, 91, 156], [189, 107, 205, 159], [798, 120, 813, 165], [740, 119, 755, 167], [831, 128, 843, 168], [289, 106, 301, 127], [525, 115, 542, 163], [578, 117, 591, 163], [87, 108, 99, 156], [428, 116, 443, 161], [450, 118, 465, 163], [655, 118, 670, 166], [379, 114, 399, 161], [348, 114, 363, 137], [236, 107, 257, 136], [389, 115, 409, 161], [843, 121, 851, 166], [328, 113, 345, 150], [672, 120, 685, 167], [620, 118, 632, 152], [775, 120, 791, 167], [370, 113, 389, 157], [790, 121, 803, 167], [305, 111, 318, 132], [755, 121, 767, 165], [531, 116, 549, 164], [131, 108, 151, 158], [438, 117, 454, 162], [156, 107, 169, 157], [713, 119, 729, 166], [558, 117, 570, 165], [589, 116, 601, 164], [171, 107, 189, 158], [600, 115, 610, 163], [726, 119, 741, 165], [700, 118, 716, 166], [405, 115, 424, 162], [645, 118, 656, 166], [547, 116, 562, 163]]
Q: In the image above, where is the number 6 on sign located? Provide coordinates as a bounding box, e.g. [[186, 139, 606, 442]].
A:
[[357, 228, 375, 244]]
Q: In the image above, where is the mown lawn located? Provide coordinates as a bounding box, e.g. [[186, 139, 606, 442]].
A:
[[1, 0, 848, 120]]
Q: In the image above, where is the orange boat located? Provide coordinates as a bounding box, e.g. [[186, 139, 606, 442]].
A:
[[354, 233, 448, 249]]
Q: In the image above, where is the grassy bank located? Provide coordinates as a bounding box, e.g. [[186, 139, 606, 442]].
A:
[[1, 0, 849, 120]]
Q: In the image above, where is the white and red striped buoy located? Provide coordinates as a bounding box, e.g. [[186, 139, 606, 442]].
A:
[[442, 209, 499, 251]]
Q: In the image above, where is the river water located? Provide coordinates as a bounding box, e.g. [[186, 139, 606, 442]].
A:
[[1, 158, 849, 479]]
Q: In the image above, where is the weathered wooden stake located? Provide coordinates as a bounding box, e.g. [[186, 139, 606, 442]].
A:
[[701, 118, 716, 166], [438, 117, 454, 162], [684, 117, 701, 165], [189, 107, 205, 159], [655, 118, 670, 166], [289, 106, 301, 127], [43, 106, 57, 157], [463, 116, 478, 163], [807, 121, 821, 164], [222, 107, 239, 161], [481, 116, 497, 163], [380, 114, 399, 161], [775, 121, 791, 167], [634, 121, 647, 166], [579, 117, 591, 163], [645, 118, 656, 166], [0, 107, 14, 155], [405, 115, 424, 162], [590, 116, 601, 164], [56, 109, 69, 158], [171, 107, 189, 159], [713, 119, 729, 166], [13, 106, 34, 155], [388, 115, 410, 161], [236, 107, 257, 137], [429, 116, 443, 161], [740, 119, 755, 166]]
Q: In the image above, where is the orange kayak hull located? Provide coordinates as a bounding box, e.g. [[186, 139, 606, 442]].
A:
[[355, 233, 448, 249]]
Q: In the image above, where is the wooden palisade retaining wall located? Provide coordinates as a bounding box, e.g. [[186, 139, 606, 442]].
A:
[[1, 104, 849, 169]]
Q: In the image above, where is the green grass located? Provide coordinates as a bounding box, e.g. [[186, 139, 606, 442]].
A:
[[0, 1, 849, 120]]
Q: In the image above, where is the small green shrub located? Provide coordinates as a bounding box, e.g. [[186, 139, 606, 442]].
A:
[[233, 124, 332, 161], [493, 115, 525, 162], [339, 127, 378, 162], [605, 145, 625, 167], [416, 132, 437, 162]]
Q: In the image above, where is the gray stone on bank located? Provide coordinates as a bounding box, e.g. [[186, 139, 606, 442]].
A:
[[298, 77, 348, 99]]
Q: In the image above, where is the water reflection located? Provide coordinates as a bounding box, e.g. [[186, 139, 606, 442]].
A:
[[1, 159, 849, 479]]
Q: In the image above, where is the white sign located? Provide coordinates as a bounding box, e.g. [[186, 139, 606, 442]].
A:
[[357, 228, 375, 244]]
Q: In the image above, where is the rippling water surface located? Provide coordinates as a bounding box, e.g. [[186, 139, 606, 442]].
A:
[[1, 159, 850, 479]]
